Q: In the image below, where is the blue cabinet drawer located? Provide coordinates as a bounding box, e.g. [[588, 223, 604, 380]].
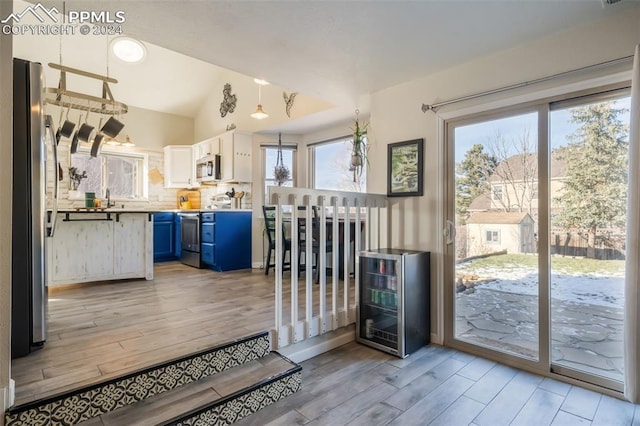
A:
[[201, 242, 215, 265], [201, 223, 214, 243], [201, 212, 215, 223], [153, 212, 175, 222]]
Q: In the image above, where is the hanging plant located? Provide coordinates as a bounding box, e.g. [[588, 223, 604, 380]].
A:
[[274, 132, 290, 186], [349, 109, 369, 182]]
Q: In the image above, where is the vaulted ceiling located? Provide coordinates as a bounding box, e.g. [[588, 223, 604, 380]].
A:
[[15, 0, 640, 134]]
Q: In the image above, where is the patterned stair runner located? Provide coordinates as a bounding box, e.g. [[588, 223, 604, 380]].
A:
[[4, 332, 301, 425]]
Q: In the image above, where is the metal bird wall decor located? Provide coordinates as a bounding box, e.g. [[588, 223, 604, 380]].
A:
[[283, 91, 298, 117], [219, 83, 237, 117]]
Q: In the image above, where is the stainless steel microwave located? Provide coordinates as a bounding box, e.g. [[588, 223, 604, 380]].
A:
[[196, 154, 221, 183]]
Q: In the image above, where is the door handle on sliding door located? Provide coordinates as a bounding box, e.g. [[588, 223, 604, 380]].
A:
[[444, 220, 455, 245]]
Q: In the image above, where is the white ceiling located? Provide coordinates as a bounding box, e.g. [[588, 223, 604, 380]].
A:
[[18, 0, 640, 134]]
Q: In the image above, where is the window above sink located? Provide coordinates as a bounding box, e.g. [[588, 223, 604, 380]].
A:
[[70, 148, 148, 201]]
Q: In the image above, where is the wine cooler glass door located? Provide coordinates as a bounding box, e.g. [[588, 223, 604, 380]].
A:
[[360, 255, 401, 355]]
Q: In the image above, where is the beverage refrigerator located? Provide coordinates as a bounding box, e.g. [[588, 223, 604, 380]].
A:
[[12, 58, 60, 358], [356, 249, 430, 358]]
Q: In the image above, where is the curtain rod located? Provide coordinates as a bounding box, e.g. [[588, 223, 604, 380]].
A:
[[421, 55, 634, 113]]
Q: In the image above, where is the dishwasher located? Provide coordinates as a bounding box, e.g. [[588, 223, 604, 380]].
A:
[[180, 213, 201, 268]]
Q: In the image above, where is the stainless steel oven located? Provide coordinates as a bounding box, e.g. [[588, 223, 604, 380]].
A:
[[180, 213, 201, 268]]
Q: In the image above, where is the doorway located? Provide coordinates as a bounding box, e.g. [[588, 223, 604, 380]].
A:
[[444, 86, 631, 391]]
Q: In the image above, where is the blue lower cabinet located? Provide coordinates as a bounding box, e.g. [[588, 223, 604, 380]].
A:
[[174, 213, 182, 258], [201, 242, 215, 266], [200, 211, 251, 272], [153, 212, 177, 262], [214, 212, 252, 271]]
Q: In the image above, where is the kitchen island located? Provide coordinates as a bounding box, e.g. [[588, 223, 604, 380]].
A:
[[46, 210, 155, 287]]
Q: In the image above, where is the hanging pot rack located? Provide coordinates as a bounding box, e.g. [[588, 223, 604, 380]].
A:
[[45, 62, 128, 116]]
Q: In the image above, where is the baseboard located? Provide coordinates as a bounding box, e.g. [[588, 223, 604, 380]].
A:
[[0, 386, 7, 424], [252, 262, 263, 269], [0, 379, 13, 416], [277, 325, 355, 363]]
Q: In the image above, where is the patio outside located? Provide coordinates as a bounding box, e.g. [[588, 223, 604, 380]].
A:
[[455, 253, 624, 382]]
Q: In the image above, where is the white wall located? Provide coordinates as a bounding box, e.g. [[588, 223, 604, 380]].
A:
[[364, 10, 640, 342], [0, 1, 12, 418], [193, 72, 334, 142], [121, 106, 194, 149]]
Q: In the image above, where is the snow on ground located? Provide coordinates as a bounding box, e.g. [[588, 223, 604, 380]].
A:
[[458, 262, 624, 309]]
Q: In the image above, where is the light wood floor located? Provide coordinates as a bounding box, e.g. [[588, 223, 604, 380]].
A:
[[14, 262, 640, 425], [11, 262, 352, 405], [238, 341, 640, 426]]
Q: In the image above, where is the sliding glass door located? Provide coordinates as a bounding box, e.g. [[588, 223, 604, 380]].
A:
[[445, 87, 630, 389], [450, 110, 541, 361], [549, 95, 630, 386]]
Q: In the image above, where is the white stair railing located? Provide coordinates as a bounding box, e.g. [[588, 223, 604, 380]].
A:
[[266, 187, 387, 349]]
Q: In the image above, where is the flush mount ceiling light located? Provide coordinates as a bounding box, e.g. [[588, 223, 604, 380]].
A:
[[250, 79, 269, 120], [111, 37, 147, 63]]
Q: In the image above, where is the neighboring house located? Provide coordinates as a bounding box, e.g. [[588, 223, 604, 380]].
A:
[[468, 193, 491, 213], [466, 211, 536, 257], [486, 152, 567, 216], [462, 154, 565, 258]]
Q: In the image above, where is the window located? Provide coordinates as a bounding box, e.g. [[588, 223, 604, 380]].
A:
[[70, 149, 147, 200], [492, 184, 503, 201], [485, 229, 500, 244], [311, 136, 366, 192], [263, 146, 295, 202]]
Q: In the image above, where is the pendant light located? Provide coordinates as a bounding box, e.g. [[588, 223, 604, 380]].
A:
[[251, 78, 269, 120], [121, 135, 136, 147]]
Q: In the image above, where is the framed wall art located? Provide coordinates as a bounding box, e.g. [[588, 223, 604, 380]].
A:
[[387, 138, 424, 197]]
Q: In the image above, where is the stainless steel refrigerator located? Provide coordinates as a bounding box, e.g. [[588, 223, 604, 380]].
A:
[[12, 58, 59, 358]]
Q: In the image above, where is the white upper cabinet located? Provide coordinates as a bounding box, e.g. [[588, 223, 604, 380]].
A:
[[163, 145, 198, 188], [220, 131, 252, 182], [194, 137, 220, 159]]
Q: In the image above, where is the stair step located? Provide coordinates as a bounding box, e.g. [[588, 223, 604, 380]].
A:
[[5, 332, 271, 426], [96, 352, 301, 426]]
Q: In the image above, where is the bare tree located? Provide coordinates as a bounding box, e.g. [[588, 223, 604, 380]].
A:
[[487, 130, 537, 216]]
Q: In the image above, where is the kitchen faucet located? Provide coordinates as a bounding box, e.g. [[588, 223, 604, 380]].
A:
[[105, 188, 114, 208]]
